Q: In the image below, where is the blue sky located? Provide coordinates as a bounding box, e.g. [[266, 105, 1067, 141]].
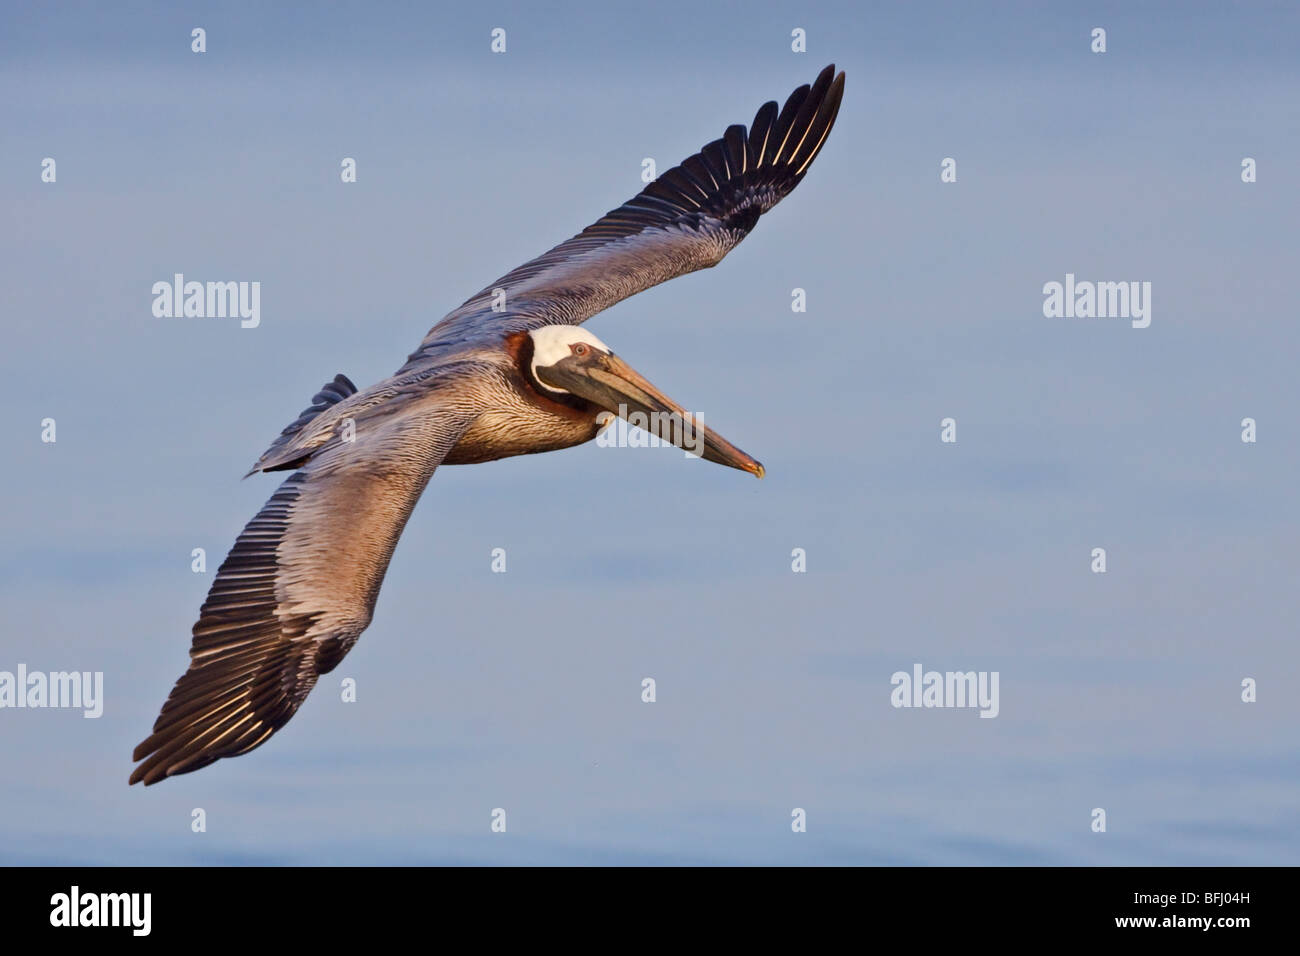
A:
[[2, 1, 1298, 864]]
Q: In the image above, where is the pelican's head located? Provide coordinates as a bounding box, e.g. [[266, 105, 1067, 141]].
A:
[[524, 325, 764, 478]]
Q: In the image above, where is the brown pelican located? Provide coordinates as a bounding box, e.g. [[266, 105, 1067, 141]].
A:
[[130, 65, 845, 785]]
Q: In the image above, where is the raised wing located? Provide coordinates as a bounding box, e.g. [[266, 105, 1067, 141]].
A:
[[401, 64, 845, 371], [130, 395, 479, 785]]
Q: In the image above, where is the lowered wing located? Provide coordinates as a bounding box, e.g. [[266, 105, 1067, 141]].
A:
[[130, 392, 480, 785]]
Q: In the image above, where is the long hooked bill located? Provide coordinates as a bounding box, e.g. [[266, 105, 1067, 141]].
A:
[[538, 351, 765, 478]]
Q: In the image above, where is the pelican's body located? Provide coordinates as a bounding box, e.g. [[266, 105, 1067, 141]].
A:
[[440, 332, 608, 464], [131, 66, 845, 785]]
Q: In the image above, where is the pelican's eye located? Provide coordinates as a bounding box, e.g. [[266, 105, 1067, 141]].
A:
[[571, 343, 590, 357]]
